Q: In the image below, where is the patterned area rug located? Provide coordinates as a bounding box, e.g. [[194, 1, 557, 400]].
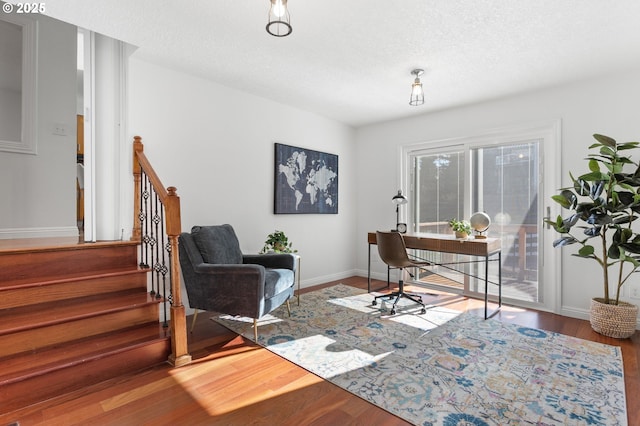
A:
[[212, 284, 627, 425]]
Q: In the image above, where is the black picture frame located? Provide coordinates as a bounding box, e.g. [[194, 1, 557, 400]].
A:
[[274, 143, 338, 214]]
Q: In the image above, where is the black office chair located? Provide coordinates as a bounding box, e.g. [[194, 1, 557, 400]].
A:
[[372, 231, 430, 315]]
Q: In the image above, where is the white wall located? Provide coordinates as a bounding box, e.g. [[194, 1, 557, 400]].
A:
[[128, 57, 357, 294], [355, 69, 640, 320], [0, 14, 77, 238]]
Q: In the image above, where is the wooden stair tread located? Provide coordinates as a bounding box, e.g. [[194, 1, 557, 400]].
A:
[[0, 290, 162, 336], [0, 238, 139, 255], [0, 243, 140, 284], [0, 323, 168, 386], [0, 267, 148, 290], [0, 323, 169, 386]]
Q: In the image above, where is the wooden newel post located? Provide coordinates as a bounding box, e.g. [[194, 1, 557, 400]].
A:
[[132, 136, 143, 242], [165, 186, 191, 367]]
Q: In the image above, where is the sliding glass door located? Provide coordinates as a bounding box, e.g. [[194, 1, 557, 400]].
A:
[[402, 122, 561, 312]]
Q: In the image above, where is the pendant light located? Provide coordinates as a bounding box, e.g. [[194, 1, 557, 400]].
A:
[[409, 69, 424, 106], [267, 0, 292, 37]]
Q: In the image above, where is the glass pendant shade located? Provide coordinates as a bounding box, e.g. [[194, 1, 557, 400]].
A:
[[409, 69, 424, 106], [267, 0, 292, 37]]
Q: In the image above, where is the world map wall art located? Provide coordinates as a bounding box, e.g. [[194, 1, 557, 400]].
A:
[[274, 143, 338, 214]]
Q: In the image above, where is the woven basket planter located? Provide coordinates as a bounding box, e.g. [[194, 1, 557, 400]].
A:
[[590, 298, 638, 339]]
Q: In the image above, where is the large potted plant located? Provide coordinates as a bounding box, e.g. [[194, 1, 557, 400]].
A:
[[546, 134, 640, 338]]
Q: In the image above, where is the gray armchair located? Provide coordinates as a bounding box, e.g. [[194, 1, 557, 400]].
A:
[[179, 224, 296, 341]]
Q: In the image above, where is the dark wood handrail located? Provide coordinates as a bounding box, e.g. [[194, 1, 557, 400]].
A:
[[132, 136, 191, 367]]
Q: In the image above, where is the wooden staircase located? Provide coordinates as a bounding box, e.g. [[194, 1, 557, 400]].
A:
[[0, 238, 171, 414]]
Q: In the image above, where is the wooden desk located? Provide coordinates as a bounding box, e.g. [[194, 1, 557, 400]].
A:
[[367, 232, 502, 319]]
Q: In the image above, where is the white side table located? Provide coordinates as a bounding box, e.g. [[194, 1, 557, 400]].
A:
[[293, 254, 301, 305]]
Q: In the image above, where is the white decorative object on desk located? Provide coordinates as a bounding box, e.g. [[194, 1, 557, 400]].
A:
[[470, 211, 491, 239]]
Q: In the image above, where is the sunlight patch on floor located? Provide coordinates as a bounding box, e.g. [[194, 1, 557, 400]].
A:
[[268, 334, 393, 379], [328, 293, 462, 333]]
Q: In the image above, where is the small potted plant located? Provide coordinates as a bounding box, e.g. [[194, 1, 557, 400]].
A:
[[260, 230, 297, 254], [545, 133, 640, 338], [448, 218, 472, 239]]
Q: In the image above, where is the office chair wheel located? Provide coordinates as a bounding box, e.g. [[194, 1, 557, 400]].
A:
[[390, 309, 396, 315], [372, 299, 377, 306], [420, 308, 427, 314]]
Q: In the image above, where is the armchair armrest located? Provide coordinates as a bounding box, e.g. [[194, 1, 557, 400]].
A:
[[194, 262, 265, 277], [193, 263, 265, 290], [243, 253, 296, 270], [190, 263, 266, 317]]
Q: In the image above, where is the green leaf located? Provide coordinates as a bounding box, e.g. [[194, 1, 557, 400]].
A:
[[618, 142, 640, 151], [599, 146, 616, 158], [593, 134, 617, 148], [551, 194, 571, 209], [578, 245, 595, 256], [608, 244, 620, 259], [625, 257, 640, 268], [619, 242, 640, 254], [618, 181, 636, 192], [555, 215, 564, 227], [579, 171, 608, 182], [588, 158, 600, 172], [612, 163, 624, 174]]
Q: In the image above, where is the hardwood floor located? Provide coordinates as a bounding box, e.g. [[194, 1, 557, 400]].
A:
[[1, 276, 638, 425]]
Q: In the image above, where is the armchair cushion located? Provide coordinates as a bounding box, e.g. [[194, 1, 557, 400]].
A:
[[264, 269, 295, 299], [191, 224, 242, 264]]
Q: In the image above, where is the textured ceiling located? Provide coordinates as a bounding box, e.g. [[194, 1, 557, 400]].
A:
[[18, 0, 640, 127]]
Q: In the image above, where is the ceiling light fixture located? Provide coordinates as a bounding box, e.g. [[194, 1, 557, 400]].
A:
[[409, 69, 424, 106], [267, 0, 292, 37]]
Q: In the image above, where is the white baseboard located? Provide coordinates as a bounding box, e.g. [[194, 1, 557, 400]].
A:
[[299, 269, 359, 289], [561, 304, 640, 330], [559, 305, 590, 321], [0, 226, 79, 239], [355, 268, 393, 282]]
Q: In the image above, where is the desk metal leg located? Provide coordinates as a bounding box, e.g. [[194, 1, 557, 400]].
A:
[[498, 251, 502, 308], [484, 255, 489, 319], [484, 251, 502, 320]]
